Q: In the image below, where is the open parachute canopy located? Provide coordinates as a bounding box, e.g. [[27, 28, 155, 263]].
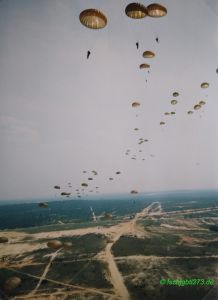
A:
[[199, 100, 206, 105], [172, 92, 179, 97], [171, 100, 178, 105], [131, 190, 138, 194], [187, 111, 194, 115], [139, 63, 150, 69], [143, 51, 155, 58], [81, 183, 88, 187], [125, 3, 147, 19], [38, 202, 48, 208], [54, 185, 60, 189], [47, 240, 63, 250], [79, 9, 107, 29], [160, 121, 165, 125], [147, 3, 167, 17], [132, 101, 140, 107], [201, 82, 209, 88], [194, 104, 201, 110]]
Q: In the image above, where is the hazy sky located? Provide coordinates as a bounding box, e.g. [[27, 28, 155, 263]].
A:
[[0, 0, 218, 201]]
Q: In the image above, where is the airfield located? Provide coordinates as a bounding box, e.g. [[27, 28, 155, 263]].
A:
[[1, 198, 218, 300]]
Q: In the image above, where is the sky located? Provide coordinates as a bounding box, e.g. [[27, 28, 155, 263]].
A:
[[0, 0, 218, 201]]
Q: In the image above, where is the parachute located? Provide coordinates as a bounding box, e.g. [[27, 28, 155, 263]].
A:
[[38, 202, 48, 208], [116, 171, 121, 174], [81, 183, 88, 187], [47, 240, 63, 250], [0, 237, 8, 243], [187, 111, 193, 114], [171, 112, 176, 115], [54, 185, 60, 189], [4, 277, 22, 291], [160, 121, 165, 125], [79, 9, 107, 29], [61, 192, 71, 196], [88, 178, 93, 180], [134, 128, 139, 131], [92, 170, 98, 175], [165, 112, 170, 115], [143, 51, 155, 58], [172, 92, 179, 97], [131, 190, 138, 194], [140, 63, 150, 69], [109, 178, 114, 180], [132, 101, 140, 107], [199, 100, 206, 105], [147, 3, 167, 17], [201, 82, 209, 88], [194, 104, 201, 110], [125, 3, 147, 19], [171, 100, 178, 105]]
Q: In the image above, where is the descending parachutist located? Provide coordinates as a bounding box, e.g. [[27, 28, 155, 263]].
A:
[[136, 42, 139, 49], [156, 37, 159, 43], [87, 50, 91, 59]]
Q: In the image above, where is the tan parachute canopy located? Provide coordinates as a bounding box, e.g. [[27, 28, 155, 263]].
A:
[[4, 277, 22, 291], [134, 128, 139, 131], [164, 112, 170, 115], [0, 237, 8, 243], [47, 240, 63, 250], [61, 192, 71, 196], [201, 82, 209, 88], [81, 183, 88, 187], [79, 9, 107, 29], [54, 185, 60, 189], [199, 100, 206, 105], [172, 92, 179, 97], [171, 111, 176, 115], [92, 170, 98, 175], [147, 3, 167, 17], [125, 3, 147, 19], [160, 121, 165, 125], [171, 100, 178, 105], [38, 202, 48, 208], [194, 104, 201, 110], [131, 190, 138, 194], [143, 51, 155, 58], [187, 111, 193, 114], [140, 63, 150, 69], [132, 101, 140, 107]]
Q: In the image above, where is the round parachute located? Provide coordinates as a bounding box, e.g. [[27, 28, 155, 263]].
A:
[[81, 183, 88, 187], [171, 100, 178, 105], [194, 104, 201, 110], [160, 121, 165, 125], [143, 51, 155, 58], [132, 101, 140, 107], [147, 3, 167, 17], [171, 112, 176, 115], [38, 202, 48, 208], [187, 111, 193, 114], [165, 112, 170, 115], [125, 3, 147, 19], [140, 63, 150, 69], [47, 240, 63, 250], [54, 185, 60, 189], [4, 277, 22, 291], [79, 9, 107, 29], [116, 171, 121, 174], [131, 190, 138, 194], [199, 100, 206, 105], [201, 82, 209, 88], [172, 92, 179, 97]]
